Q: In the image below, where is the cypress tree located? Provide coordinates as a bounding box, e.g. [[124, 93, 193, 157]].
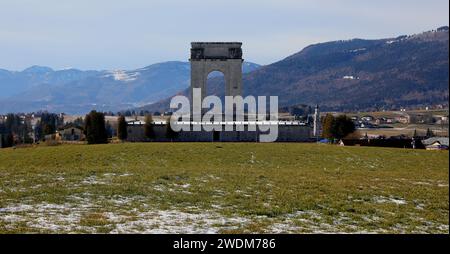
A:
[[85, 111, 108, 144], [333, 115, 356, 139], [426, 128, 434, 138], [321, 114, 335, 139], [321, 114, 355, 140], [165, 119, 178, 141], [144, 115, 155, 140], [117, 116, 128, 141]]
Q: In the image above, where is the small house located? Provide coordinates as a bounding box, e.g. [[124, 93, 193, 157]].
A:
[[422, 137, 449, 151], [58, 124, 84, 141], [361, 115, 374, 122]]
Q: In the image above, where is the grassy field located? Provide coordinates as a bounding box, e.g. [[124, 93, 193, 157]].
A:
[[0, 143, 448, 234]]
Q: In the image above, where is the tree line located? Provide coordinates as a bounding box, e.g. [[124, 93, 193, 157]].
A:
[[321, 114, 356, 141], [0, 112, 63, 147], [1, 110, 160, 147]]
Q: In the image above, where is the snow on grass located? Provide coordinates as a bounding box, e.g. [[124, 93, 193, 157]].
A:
[[108, 210, 249, 234], [373, 196, 407, 205], [266, 210, 383, 234], [0, 199, 249, 234], [81, 175, 107, 185], [153, 183, 192, 194], [0, 195, 447, 233], [0, 202, 85, 232], [413, 181, 432, 186]]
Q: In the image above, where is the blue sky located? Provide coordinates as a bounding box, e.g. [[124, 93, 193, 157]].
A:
[[0, 0, 448, 71]]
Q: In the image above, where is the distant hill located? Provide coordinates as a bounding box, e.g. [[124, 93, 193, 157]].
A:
[[138, 27, 449, 113], [0, 61, 261, 114], [0, 66, 100, 99]]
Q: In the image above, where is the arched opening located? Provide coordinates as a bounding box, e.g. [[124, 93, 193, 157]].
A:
[[205, 70, 226, 114], [206, 70, 225, 98]]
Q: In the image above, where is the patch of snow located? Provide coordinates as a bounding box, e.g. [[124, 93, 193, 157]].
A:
[[373, 196, 407, 205], [104, 70, 139, 82], [348, 48, 366, 53], [0, 204, 34, 213], [177, 184, 191, 189], [153, 185, 169, 192], [55, 176, 65, 181], [413, 181, 432, 186], [342, 75, 359, 80], [81, 176, 107, 185], [108, 209, 250, 234]]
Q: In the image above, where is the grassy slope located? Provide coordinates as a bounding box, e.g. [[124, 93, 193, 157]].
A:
[[0, 143, 448, 233]]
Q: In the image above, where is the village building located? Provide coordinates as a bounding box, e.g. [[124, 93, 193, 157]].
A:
[[408, 113, 434, 124], [395, 115, 410, 124], [57, 124, 85, 141], [361, 115, 374, 122], [125, 119, 313, 142], [422, 137, 449, 150], [126, 120, 147, 142], [375, 117, 395, 124]]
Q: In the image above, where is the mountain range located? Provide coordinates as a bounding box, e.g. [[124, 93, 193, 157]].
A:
[[139, 26, 449, 113], [0, 62, 260, 114], [0, 26, 448, 114]]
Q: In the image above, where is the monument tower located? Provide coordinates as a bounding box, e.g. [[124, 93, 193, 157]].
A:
[[189, 42, 243, 104], [313, 105, 321, 137]]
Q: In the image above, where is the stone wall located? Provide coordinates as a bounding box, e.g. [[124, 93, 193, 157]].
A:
[[126, 124, 313, 142]]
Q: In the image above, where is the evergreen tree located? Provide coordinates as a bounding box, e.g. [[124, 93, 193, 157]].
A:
[[165, 119, 178, 141], [3, 113, 34, 144], [83, 114, 91, 137], [117, 116, 128, 141], [105, 121, 114, 138], [333, 115, 356, 139], [6, 133, 14, 147], [426, 128, 434, 138], [144, 115, 155, 140], [38, 113, 62, 140], [84, 111, 108, 144], [43, 124, 54, 136], [321, 114, 335, 139], [1, 133, 14, 148], [73, 117, 84, 127], [34, 120, 43, 141], [321, 114, 355, 140]]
